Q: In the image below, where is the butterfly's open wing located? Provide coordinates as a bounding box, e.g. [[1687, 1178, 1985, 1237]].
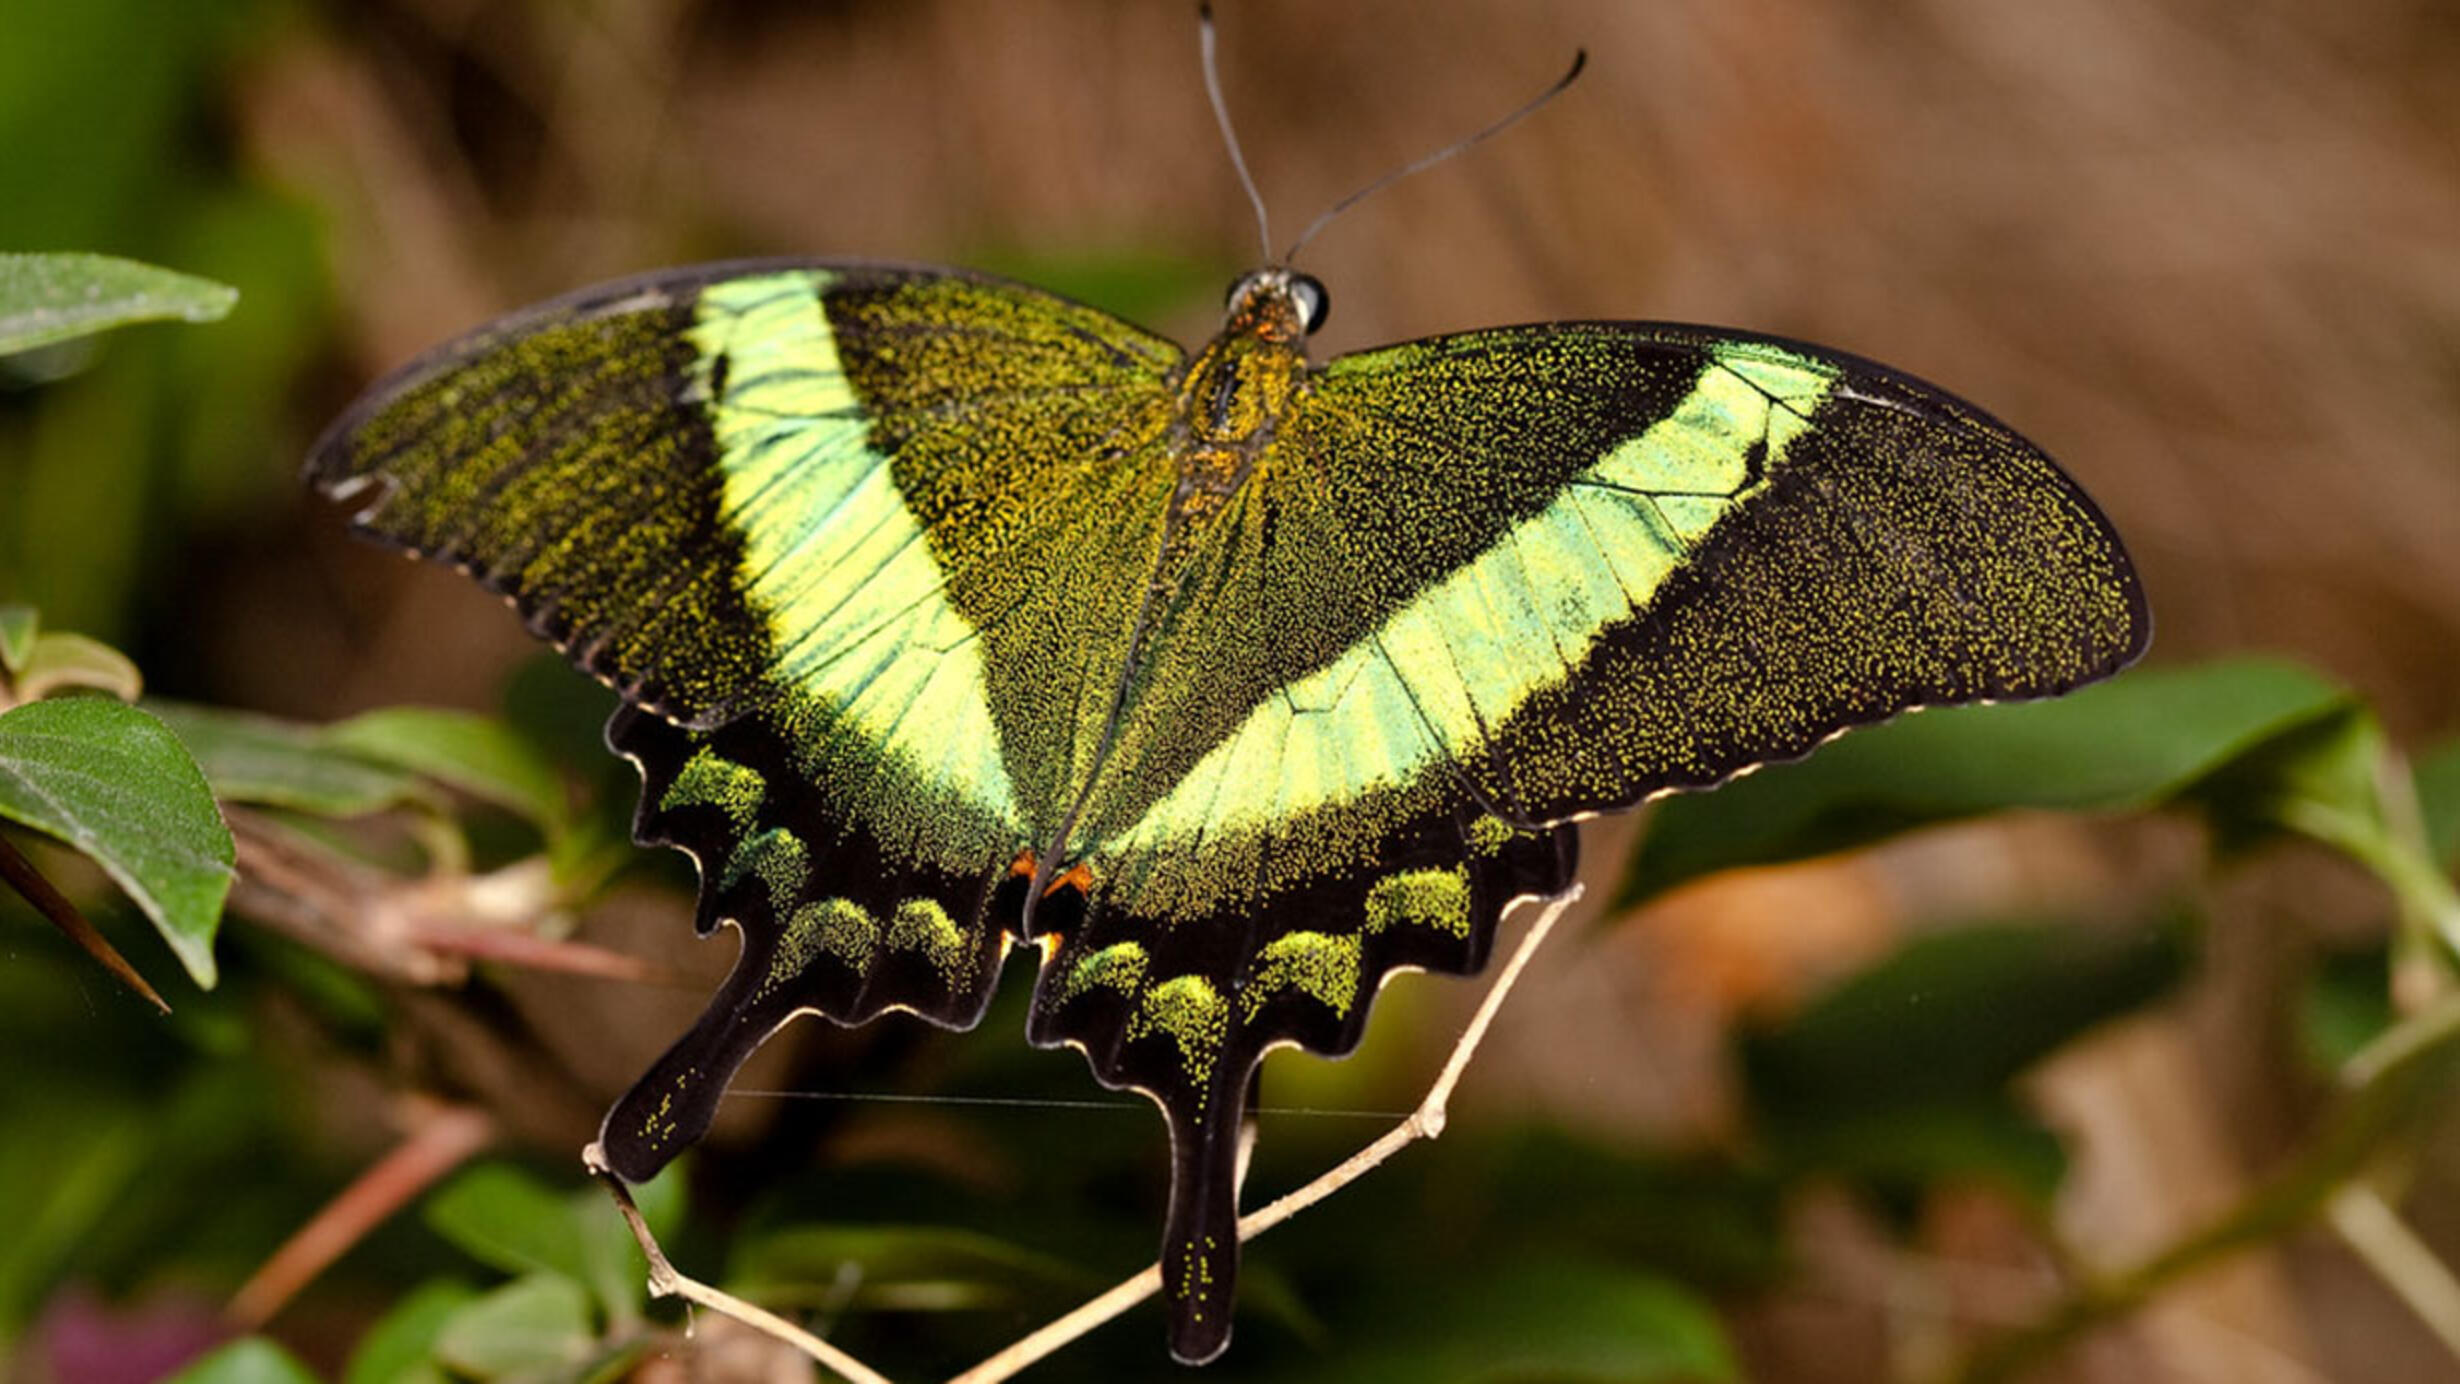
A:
[[1040, 321, 2145, 1359], [307, 260, 1186, 1178], [1292, 323, 2151, 821]]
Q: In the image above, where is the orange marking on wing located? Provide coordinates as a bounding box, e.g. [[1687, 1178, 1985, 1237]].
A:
[[1008, 848, 1038, 878], [1042, 863, 1094, 898]]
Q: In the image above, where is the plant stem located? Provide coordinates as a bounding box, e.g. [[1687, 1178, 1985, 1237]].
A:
[[228, 1100, 494, 1327], [0, 827, 169, 1013], [591, 1155, 895, 1384], [2327, 1183, 2460, 1362]]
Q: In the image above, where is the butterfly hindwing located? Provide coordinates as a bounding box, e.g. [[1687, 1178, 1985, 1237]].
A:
[[1028, 798, 1574, 1360], [597, 702, 1031, 1180]]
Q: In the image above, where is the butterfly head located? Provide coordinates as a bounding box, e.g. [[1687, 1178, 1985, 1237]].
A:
[[1222, 267, 1328, 344]]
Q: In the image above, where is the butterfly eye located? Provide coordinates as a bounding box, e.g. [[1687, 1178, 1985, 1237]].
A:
[[1289, 274, 1329, 333]]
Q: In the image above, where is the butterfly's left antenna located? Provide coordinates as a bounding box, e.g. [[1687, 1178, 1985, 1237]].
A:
[[1199, 2, 1275, 265]]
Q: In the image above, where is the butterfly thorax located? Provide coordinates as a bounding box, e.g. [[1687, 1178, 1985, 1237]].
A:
[[1163, 273, 1314, 533]]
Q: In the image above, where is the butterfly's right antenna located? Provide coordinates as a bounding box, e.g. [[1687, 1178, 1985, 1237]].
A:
[[1284, 47, 1586, 266], [1199, 2, 1274, 265]]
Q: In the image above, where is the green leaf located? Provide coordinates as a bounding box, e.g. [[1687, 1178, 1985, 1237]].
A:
[[161, 1337, 322, 1384], [1622, 659, 2350, 905], [147, 700, 428, 818], [425, 1162, 681, 1330], [0, 607, 34, 674], [965, 245, 1223, 331], [2300, 945, 2396, 1074], [1762, 1100, 2070, 1209], [11, 631, 142, 702], [323, 708, 568, 832], [2180, 701, 2385, 856], [571, 1162, 687, 1332], [425, 1164, 596, 1288], [2183, 705, 2460, 964], [431, 1275, 595, 1378], [1288, 1255, 1736, 1383], [0, 697, 234, 986], [345, 1278, 478, 1384], [1464, 1131, 1787, 1289], [1746, 920, 2187, 1112], [626, 1156, 687, 1244], [1742, 918, 2189, 1201], [0, 252, 236, 354]]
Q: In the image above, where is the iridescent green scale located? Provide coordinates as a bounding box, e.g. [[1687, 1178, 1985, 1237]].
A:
[[308, 256, 2145, 1363]]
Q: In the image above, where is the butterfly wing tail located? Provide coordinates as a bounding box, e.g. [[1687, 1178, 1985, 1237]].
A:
[[597, 931, 795, 1181], [597, 704, 1029, 1180], [1030, 793, 1575, 1357]]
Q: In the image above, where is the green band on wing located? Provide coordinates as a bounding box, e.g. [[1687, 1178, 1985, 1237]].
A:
[[1064, 941, 1151, 1002], [1110, 344, 1834, 852], [662, 748, 766, 831], [690, 275, 1022, 849], [1364, 866, 1472, 939], [1239, 931, 1361, 1021], [886, 897, 969, 985], [722, 827, 808, 909], [1128, 975, 1228, 1092]]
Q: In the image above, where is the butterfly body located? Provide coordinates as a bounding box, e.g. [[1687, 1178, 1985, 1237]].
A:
[[311, 256, 2143, 1363]]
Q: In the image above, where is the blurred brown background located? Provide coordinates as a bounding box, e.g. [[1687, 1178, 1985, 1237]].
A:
[[6, 1, 2459, 1380], [221, 0, 2460, 735]]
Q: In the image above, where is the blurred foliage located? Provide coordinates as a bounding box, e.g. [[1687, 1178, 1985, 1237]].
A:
[[1620, 658, 2351, 904], [0, 255, 245, 1007], [5, 1, 2460, 1381], [17, 624, 2460, 1379], [0, 0, 324, 640], [168, 1338, 323, 1384], [1741, 916, 2190, 1209]]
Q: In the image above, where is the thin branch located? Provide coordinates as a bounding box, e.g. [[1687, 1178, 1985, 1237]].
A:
[[227, 809, 669, 986], [409, 922, 672, 984], [946, 882, 1585, 1384], [0, 827, 169, 1013], [588, 1150, 895, 1384], [2342, 986, 2460, 1091], [229, 1100, 494, 1327], [2327, 1183, 2460, 1362]]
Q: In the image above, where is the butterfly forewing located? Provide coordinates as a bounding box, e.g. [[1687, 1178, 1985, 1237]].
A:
[[1296, 322, 2145, 823]]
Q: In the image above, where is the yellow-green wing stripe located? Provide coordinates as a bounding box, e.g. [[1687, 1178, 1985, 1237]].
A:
[[689, 273, 1022, 834], [1109, 344, 1832, 851]]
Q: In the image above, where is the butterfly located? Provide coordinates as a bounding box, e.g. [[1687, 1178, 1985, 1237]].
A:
[[306, 248, 2146, 1360]]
